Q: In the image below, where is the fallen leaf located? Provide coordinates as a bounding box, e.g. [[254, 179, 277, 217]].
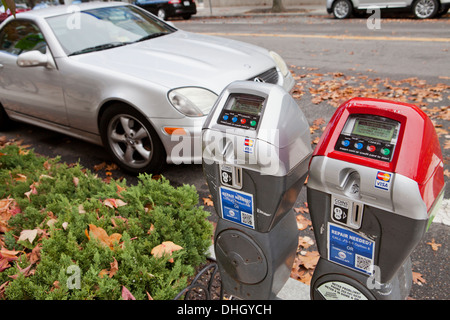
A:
[[28, 244, 41, 265], [296, 214, 312, 230], [297, 250, 320, 270], [298, 236, 315, 249], [8, 262, 34, 280], [78, 204, 86, 214], [14, 174, 27, 182], [0, 258, 10, 272], [202, 196, 214, 207], [18, 229, 38, 244], [46, 218, 57, 228], [94, 162, 106, 171], [147, 224, 155, 235], [412, 271, 426, 285], [87, 224, 122, 250], [103, 198, 127, 209], [99, 257, 119, 278], [426, 239, 442, 251], [122, 286, 136, 300], [0, 247, 21, 262], [43, 160, 52, 170], [151, 241, 183, 263]]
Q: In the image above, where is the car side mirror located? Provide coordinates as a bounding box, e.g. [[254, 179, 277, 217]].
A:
[[17, 50, 55, 69]]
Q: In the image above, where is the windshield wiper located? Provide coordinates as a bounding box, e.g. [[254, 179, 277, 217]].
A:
[[134, 32, 168, 43], [69, 42, 129, 56]]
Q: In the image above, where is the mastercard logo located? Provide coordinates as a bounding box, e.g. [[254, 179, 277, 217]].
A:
[[377, 172, 391, 182]]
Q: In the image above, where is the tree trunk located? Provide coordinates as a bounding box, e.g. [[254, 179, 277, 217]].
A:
[[271, 0, 286, 13]]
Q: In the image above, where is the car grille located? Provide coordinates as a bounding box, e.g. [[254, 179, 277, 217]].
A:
[[249, 68, 279, 84]]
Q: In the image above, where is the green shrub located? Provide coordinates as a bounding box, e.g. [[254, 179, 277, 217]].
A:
[[0, 144, 213, 300]]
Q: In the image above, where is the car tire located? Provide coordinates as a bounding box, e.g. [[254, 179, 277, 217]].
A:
[[0, 104, 11, 130], [332, 0, 353, 19], [436, 6, 449, 17], [157, 8, 167, 20], [100, 103, 166, 174], [412, 0, 439, 18]]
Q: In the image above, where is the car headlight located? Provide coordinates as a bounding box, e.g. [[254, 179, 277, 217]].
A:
[[269, 51, 289, 77], [168, 87, 218, 117]]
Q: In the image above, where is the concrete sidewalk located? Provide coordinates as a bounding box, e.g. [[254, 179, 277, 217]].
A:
[[194, 3, 328, 18]]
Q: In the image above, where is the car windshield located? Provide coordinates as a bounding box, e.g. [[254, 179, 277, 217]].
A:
[[46, 5, 175, 56]]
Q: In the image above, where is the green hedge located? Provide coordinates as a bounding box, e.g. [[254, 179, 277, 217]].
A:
[[0, 143, 213, 300]]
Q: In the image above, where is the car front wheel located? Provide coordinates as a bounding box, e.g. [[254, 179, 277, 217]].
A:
[[412, 0, 438, 18], [332, 0, 353, 19], [100, 104, 166, 174], [0, 104, 11, 130]]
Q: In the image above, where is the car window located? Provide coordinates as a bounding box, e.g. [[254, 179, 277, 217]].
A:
[[46, 5, 175, 56], [0, 20, 47, 55]]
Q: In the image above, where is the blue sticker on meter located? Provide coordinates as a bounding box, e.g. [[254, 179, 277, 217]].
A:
[[328, 223, 375, 275], [219, 186, 254, 229]]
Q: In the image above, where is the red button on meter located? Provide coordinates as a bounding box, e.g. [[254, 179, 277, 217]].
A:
[[241, 118, 247, 124], [367, 145, 376, 152]]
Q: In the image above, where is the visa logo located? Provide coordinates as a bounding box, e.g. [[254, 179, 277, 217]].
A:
[[375, 171, 392, 191]]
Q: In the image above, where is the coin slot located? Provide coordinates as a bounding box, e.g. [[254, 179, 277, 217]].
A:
[[351, 203, 363, 229]]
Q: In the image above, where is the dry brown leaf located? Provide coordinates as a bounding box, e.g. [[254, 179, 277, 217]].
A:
[[202, 196, 214, 207], [99, 257, 119, 278], [298, 251, 320, 270], [151, 241, 183, 263], [412, 271, 426, 285], [103, 198, 127, 209], [298, 236, 315, 249], [87, 224, 122, 250], [0, 247, 22, 262], [296, 214, 312, 230], [426, 238, 442, 251], [28, 244, 41, 265]]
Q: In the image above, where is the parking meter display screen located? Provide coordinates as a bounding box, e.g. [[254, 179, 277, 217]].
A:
[[217, 94, 266, 130], [335, 115, 400, 162], [352, 119, 396, 142], [229, 94, 265, 115]]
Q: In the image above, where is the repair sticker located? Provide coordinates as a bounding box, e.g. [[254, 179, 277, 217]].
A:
[[219, 186, 254, 229], [328, 223, 375, 275], [374, 171, 392, 191]]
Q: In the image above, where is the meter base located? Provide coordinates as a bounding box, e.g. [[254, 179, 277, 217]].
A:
[[214, 210, 298, 300], [311, 258, 412, 300]]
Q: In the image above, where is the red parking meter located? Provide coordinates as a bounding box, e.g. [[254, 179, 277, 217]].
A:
[[307, 97, 444, 300]]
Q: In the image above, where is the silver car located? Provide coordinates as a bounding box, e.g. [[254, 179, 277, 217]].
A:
[[327, 0, 450, 19], [0, 2, 294, 173]]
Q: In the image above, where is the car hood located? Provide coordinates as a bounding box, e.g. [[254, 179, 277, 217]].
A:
[[70, 30, 276, 94]]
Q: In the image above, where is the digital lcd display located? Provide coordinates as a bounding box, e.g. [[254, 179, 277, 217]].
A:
[[228, 94, 265, 115], [352, 119, 396, 142]]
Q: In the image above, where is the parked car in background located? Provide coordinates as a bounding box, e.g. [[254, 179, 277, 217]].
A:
[[327, 0, 450, 19], [134, 0, 197, 20], [0, 2, 294, 174], [0, 3, 30, 23]]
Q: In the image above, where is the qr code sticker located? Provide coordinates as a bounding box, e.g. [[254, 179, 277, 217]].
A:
[[241, 212, 254, 228], [355, 254, 373, 273]]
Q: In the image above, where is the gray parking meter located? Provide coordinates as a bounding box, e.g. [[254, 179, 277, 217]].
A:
[[307, 98, 445, 300], [202, 81, 312, 299]]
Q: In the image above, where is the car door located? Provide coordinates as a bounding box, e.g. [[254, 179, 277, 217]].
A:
[[0, 19, 68, 126]]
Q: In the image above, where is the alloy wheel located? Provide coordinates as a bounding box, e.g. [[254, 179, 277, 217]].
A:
[[107, 114, 153, 169]]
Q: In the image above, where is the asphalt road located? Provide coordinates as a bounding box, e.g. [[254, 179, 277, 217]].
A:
[[1, 13, 449, 300]]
